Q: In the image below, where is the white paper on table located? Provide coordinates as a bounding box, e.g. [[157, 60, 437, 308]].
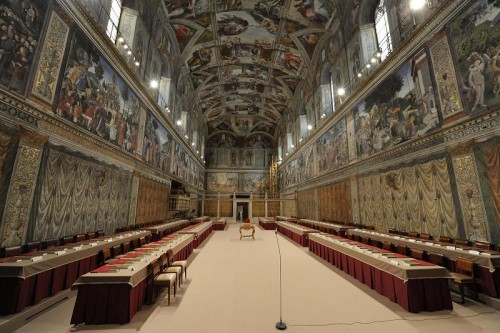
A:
[[31, 256, 43, 262], [390, 260, 399, 266], [446, 246, 455, 250], [469, 250, 480, 255]]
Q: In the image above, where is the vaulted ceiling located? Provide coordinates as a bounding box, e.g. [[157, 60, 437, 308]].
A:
[[162, 0, 342, 145]]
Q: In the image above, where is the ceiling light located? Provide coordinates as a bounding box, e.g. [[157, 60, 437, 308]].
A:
[[357, 73, 362, 78], [123, 44, 128, 50], [117, 37, 124, 43], [176, 120, 182, 125], [291, 144, 294, 148], [376, 51, 382, 58], [196, 150, 199, 154], [337, 88, 345, 96], [366, 64, 371, 68], [192, 142, 195, 146], [307, 125, 313, 130], [409, 0, 426, 10], [299, 139, 302, 142], [184, 135, 188, 139], [370, 58, 377, 63], [150, 80, 158, 89], [127, 50, 132, 55], [134, 60, 140, 66]]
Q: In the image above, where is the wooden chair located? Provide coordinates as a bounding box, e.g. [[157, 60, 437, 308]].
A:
[[151, 259, 176, 305], [139, 237, 146, 246], [60, 235, 74, 245], [111, 245, 122, 258], [97, 230, 105, 237], [396, 244, 408, 256], [382, 241, 393, 252], [409, 248, 426, 261], [23, 241, 40, 254], [86, 232, 97, 239], [4, 246, 22, 257], [130, 238, 139, 250], [100, 248, 112, 265], [369, 238, 381, 248], [75, 234, 86, 243], [163, 250, 183, 287], [419, 233, 432, 240], [145, 234, 152, 244], [428, 252, 446, 267], [408, 231, 419, 238], [361, 237, 370, 245], [42, 238, 58, 249], [122, 242, 131, 254], [454, 238, 469, 247], [439, 235, 452, 244], [473, 241, 491, 251], [388, 228, 398, 234], [450, 257, 476, 304]]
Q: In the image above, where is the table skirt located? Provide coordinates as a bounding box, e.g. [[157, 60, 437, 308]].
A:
[[309, 240, 452, 313], [277, 225, 308, 246]]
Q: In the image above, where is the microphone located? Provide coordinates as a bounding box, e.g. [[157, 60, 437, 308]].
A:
[[274, 229, 287, 330]]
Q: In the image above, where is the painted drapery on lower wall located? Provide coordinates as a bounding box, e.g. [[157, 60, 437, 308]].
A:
[[0, 130, 16, 225], [33, 146, 132, 239], [358, 157, 458, 238], [135, 177, 169, 224], [484, 143, 500, 226], [297, 188, 315, 220], [318, 181, 351, 224]]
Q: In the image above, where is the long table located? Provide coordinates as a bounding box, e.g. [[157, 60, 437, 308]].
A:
[[298, 219, 353, 237], [213, 218, 227, 231], [258, 218, 276, 230], [141, 220, 190, 241], [348, 229, 500, 298], [309, 233, 452, 313], [275, 216, 298, 223], [70, 233, 194, 325], [190, 216, 210, 224], [179, 222, 213, 248], [0, 230, 150, 315], [276, 221, 320, 246]]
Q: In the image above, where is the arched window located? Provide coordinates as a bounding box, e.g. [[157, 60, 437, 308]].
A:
[[106, 0, 123, 42], [375, 0, 392, 61]]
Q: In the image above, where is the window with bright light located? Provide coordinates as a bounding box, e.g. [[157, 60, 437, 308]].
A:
[[106, 0, 122, 43], [375, 0, 392, 61]]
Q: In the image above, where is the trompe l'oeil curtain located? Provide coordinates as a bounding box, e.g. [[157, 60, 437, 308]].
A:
[[358, 157, 458, 238], [0, 131, 11, 180], [317, 181, 351, 224], [484, 143, 500, 225], [33, 147, 132, 239], [135, 177, 169, 224]]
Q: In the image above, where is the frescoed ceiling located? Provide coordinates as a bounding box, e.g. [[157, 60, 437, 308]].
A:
[[162, 0, 342, 143]]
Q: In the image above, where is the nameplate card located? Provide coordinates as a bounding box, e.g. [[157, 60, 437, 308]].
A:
[[89, 242, 98, 247], [408, 239, 416, 243], [469, 250, 480, 255], [446, 246, 455, 250], [425, 242, 434, 246], [73, 246, 83, 251], [390, 260, 399, 266], [394, 236, 401, 239], [481, 252, 492, 256], [31, 256, 43, 262], [55, 250, 66, 255], [105, 239, 113, 242], [372, 253, 381, 259], [455, 247, 464, 251]]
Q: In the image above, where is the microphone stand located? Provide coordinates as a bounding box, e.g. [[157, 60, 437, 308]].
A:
[[274, 230, 287, 330]]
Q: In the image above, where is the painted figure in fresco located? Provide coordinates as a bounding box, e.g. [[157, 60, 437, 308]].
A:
[[187, 47, 212, 72], [467, 52, 487, 109], [166, 0, 197, 19], [486, 46, 500, 96], [294, 0, 333, 22], [254, 0, 283, 18], [440, 72, 459, 115], [218, 15, 249, 36]]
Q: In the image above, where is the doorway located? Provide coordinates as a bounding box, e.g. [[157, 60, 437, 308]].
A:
[[236, 202, 249, 222]]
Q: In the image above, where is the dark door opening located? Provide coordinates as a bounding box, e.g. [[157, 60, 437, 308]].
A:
[[237, 202, 249, 222]]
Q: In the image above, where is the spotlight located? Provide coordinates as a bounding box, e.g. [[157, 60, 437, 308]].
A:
[[134, 60, 140, 66], [184, 135, 188, 139], [376, 51, 382, 58], [337, 88, 345, 96], [307, 124, 313, 130], [123, 44, 128, 50], [357, 73, 362, 78], [150, 80, 159, 89], [127, 50, 132, 55], [176, 120, 182, 125], [192, 142, 195, 146], [291, 144, 295, 148], [366, 64, 371, 68], [370, 58, 377, 63]]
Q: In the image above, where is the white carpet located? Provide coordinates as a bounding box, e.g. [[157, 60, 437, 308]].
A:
[[14, 224, 500, 333]]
